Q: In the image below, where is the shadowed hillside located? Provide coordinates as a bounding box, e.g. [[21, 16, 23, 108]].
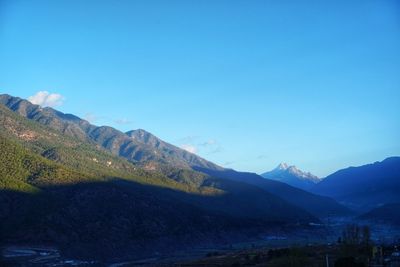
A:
[[312, 157, 400, 211], [194, 167, 351, 218]]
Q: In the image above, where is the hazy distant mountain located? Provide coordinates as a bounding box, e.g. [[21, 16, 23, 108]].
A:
[[261, 163, 320, 191], [194, 167, 351, 218], [358, 203, 400, 225], [0, 93, 350, 219], [312, 157, 400, 211]]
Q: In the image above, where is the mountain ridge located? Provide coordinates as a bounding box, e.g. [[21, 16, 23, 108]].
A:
[[0, 94, 223, 172], [311, 157, 400, 211], [194, 167, 351, 217]]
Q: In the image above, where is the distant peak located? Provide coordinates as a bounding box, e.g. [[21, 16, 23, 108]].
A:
[[276, 162, 289, 170], [267, 163, 319, 182]]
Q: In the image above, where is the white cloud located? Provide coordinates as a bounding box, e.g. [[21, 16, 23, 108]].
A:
[[28, 91, 65, 107], [180, 144, 198, 154], [208, 146, 223, 154]]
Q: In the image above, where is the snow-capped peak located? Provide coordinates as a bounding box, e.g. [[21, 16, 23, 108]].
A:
[[261, 163, 320, 190], [271, 163, 320, 182], [277, 162, 289, 170]]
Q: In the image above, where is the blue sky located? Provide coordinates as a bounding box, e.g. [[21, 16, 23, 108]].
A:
[[1, 0, 399, 176]]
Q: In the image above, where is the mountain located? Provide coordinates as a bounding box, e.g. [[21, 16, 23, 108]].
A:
[[0, 94, 222, 172], [0, 93, 349, 219], [0, 97, 318, 259], [193, 167, 351, 218], [261, 163, 320, 191], [124, 128, 220, 171], [312, 157, 400, 211], [358, 203, 400, 226]]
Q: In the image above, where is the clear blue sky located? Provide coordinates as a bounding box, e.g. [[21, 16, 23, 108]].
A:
[[1, 0, 399, 177]]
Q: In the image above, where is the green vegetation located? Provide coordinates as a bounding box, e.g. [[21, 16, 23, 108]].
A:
[[0, 103, 217, 194]]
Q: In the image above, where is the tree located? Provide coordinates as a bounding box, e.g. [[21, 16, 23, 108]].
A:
[[339, 224, 372, 265]]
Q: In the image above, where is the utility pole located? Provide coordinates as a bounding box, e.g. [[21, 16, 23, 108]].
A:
[[325, 254, 329, 267]]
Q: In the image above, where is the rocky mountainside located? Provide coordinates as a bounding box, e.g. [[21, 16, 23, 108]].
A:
[[261, 163, 320, 191], [312, 157, 400, 211], [125, 129, 220, 170], [0, 94, 222, 171]]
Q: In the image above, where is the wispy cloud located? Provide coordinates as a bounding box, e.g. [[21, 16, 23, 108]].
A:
[[114, 118, 133, 125], [28, 91, 65, 107], [177, 136, 223, 155], [198, 139, 217, 147], [199, 139, 223, 155], [256, 155, 269, 160], [208, 146, 223, 154], [223, 161, 235, 166], [82, 113, 133, 126], [84, 113, 99, 123], [177, 136, 199, 144], [180, 144, 198, 154]]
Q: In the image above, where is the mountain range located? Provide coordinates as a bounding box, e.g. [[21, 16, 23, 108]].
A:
[[261, 163, 320, 191], [0, 94, 349, 218], [0, 93, 341, 259], [261, 158, 400, 213], [0, 93, 398, 260]]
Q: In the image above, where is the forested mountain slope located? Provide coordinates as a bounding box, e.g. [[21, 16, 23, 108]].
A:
[[0, 101, 317, 258]]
